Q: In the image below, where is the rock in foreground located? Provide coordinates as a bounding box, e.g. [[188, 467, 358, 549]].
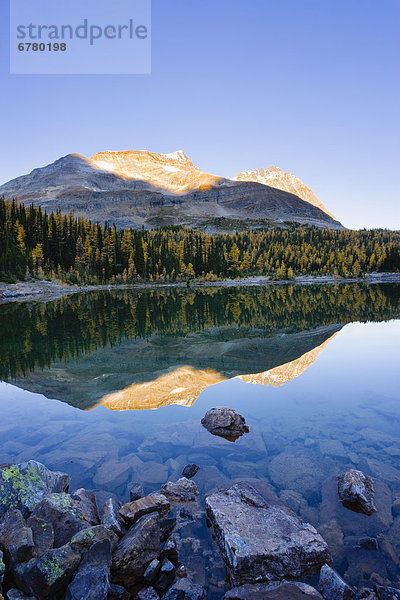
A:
[[205, 482, 330, 586], [201, 408, 249, 441], [319, 564, 355, 600], [337, 470, 377, 516], [161, 479, 198, 503], [223, 581, 323, 599], [0, 462, 70, 519]]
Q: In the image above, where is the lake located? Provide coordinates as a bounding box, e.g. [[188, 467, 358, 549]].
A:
[[0, 283, 399, 598]]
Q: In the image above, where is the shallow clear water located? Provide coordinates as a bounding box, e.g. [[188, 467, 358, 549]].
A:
[[0, 284, 399, 597]]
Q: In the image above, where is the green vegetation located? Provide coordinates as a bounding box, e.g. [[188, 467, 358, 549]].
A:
[[1, 198, 399, 283], [0, 463, 45, 510]]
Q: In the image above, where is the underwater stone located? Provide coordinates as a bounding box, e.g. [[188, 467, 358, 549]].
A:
[[338, 470, 377, 516]]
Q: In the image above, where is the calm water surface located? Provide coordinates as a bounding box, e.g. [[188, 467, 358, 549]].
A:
[[0, 284, 399, 597]]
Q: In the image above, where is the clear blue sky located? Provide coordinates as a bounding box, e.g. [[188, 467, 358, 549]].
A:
[[1, 0, 399, 229]]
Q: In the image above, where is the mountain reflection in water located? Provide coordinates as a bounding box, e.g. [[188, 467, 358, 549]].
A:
[[0, 284, 399, 410]]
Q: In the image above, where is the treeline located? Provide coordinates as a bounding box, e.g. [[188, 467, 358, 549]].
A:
[[1, 198, 400, 283]]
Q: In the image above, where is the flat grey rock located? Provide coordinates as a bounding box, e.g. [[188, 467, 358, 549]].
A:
[[224, 581, 323, 599], [161, 478, 198, 503], [205, 482, 331, 586]]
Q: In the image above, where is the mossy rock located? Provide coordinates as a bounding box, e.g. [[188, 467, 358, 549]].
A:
[[0, 461, 70, 519]]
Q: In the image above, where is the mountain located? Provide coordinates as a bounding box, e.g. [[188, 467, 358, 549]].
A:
[[0, 151, 343, 230], [235, 166, 337, 220]]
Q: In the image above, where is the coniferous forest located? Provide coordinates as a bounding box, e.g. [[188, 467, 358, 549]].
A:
[[1, 197, 400, 284]]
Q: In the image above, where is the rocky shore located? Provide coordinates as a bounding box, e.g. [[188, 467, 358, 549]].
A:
[[0, 409, 399, 600], [1, 273, 399, 304]]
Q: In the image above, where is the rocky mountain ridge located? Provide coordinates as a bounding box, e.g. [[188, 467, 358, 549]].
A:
[[0, 151, 343, 230]]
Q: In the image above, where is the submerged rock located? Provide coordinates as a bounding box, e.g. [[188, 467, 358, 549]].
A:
[[223, 581, 323, 599], [201, 407, 249, 441], [161, 479, 198, 503], [205, 482, 330, 586], [0, 461, 70, 519], [338, 470, 377, 516], [111, 513, 160, 588], [65, 539, 111, 600], [319, 564, 355, 600], [162, 578, 205, 600], [13, 542, 81, 600], [119, 494, 170, 525], [181, 465, 199, 479]]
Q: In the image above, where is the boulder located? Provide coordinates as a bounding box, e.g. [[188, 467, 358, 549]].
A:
[[13, 543, 81, 600], [111, 513, 160, 588], [223, 581, 323, 599], [162, 536, 179, 566], [31, 493, 93, 548], [101, 499, 126, 538], [6, 591, 38, 600], [136, 587, 160, 600], [337, 470, 376, 516], [205, 482, 330, 586], [26, 516, 54, 557], [70, 525, 118, 553], [374, 586, 400, 600], [201, 408, 249, 441], [0, 550, 4, 590], [162, 578, 205, 600], [160, 518, 176, 541], [144, 558, 161, 583], [319, 564, 355, 600], [107, 584, 130, 600], [0, 510, 35, 567], [181, 465, 199, 479], [129, 483, 143, 502], [161, 479, 198, 503], [154, 558, 176, 596], [65, 539, 111, 600], [0, 462, 70, 518], [119, 494, 170, 525], [70, 489, 99, 525]]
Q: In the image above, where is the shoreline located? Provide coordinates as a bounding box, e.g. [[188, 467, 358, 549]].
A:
[[1, 272, 400, 304]]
